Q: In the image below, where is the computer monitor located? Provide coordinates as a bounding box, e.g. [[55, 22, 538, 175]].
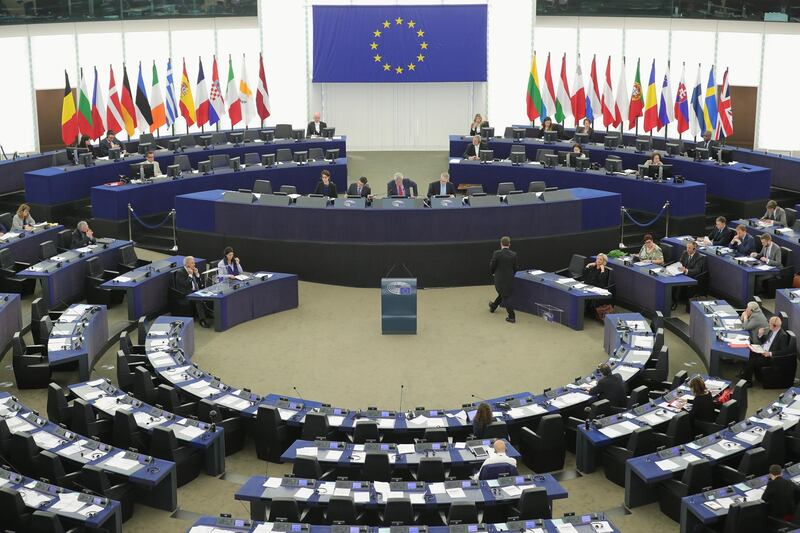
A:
[[261, 154, 276, 167], [574, 132, 589, 145], [717, 148, 733, 164], [604, 134, 620, 149], [512, 128, 525, 142], [574, 156, 590, 171], [167, 164, 181, 178], [637, 164, 648, 177], [198, 135, 213, 149], [479, 149, 494, 163], [78, 152, 94, 167], [291, 129, 305, 141], [557, 151, 572, 167], [230, 157, 241, 171], [198, 160, 213, 174], [480, 127, 494, 139], [543, 153, 558, 168], [168, 139, 181, 152], [130, 163, 155, 179], [543, 130, 558, 143], [229, 132, 244, 146], [605, 157, 622, 173], [260, 130, 274, 143], [137, 142, 152, 155], [658, 164, 673, 179], [108, 148, 121, 161], [635, 138, 651, 153], [695, 147, 709, 161], [325, 149, 340, 161], [665, 142, 681, 156], [293, 151, 308, 164], [322, 127, 335, 138], [510, 152, 526, 165]]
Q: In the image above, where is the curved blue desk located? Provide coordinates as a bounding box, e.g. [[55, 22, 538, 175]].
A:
[[0, 293, 22, 358], [0, 224, 64, 264], [45, 303, 108, 381]]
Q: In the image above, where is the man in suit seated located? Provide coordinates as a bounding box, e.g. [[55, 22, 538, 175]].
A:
[[753, 234, 782, 267], [346, 176, 371, 198], [171, 256, 211, 328], [71, 221, 97, 248], [742, 316, 792, 385], [474, 440, 517, 480], [143, 151, 162, 176], [427, 172, 455, 197], [762, 464, 797, 523], [589, 363, 626, 408], [762, 200, 788, 226], [313, 169, 338, 197], [306, 112, 327, 137], [387, 172, 415, 197], [463, 135, 487, 160], [704, 216, 734, 246], [672, 239, 707, 312], [97, 131, 122, 158], [696, 130, 719, 154], [729, 224, 755, 256]]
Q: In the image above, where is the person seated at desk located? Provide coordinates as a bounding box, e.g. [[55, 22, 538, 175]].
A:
[[636, 234, 664, 265], [582, 253, 610, 315], [687, 376, 715, 425], [217, 246, 243, 280], [71, 221, 96, 248], [696, 130, 719, 153], [306, 111, 327, 137], [537, 116, 562, 139], [729, 225, 755, 256], [171, 256, 211, 328], [474, 440, 517, 480], [78, 135, 93, 155], [575, 118, 593, 138], [472, 402, 492, 438], [763, 464, 797, 523], [387, 172, 415, 197], [741, 301, 769, 342], [742, 316, 791, 385], [762, 200, 788, 226], [589, 363, 626, 408], [427, 172, 455, 197], [347, 176, 371, 198], [469, 113, 484, 136], [704, 216, 735, 246], [314, 169, 338, 197], [11, 203, 35, 231], [643, 152, 663, 167], [753, 233, 782, 267], [672, 240, 707, 312], [463, 135, 488, 160], [143, 151, 162, 176], [98, 130, 121, 157]]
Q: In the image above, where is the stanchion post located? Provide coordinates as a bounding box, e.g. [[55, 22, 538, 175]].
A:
[[127, 203, 133, 243], [619, 206, 626, 249], [664, 201, 670, 238], [170, 209, 178, 252]]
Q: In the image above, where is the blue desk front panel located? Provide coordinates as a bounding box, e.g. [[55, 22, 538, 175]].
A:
[[604, 256, 697, 317], [0, 225, 64, 264], [0, 152, 56, 194], [688, 300, 749, 376], [46, 304, 108, 380], [0, 293, 22, 357]]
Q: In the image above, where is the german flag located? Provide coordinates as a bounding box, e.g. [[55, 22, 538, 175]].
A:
[[60, 71, 78, 146]]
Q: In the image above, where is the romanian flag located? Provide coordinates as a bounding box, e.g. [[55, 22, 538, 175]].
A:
[[703, 65, 718, 135], [627, 59, 643, 130], [642, 59, 660, 132], [120, 65, 137, 136], [525, 53, 543, 122], [179, 59, 196, 127], [60, 71, 78, 146]]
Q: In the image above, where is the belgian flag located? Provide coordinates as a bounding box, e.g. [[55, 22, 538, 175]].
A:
[[60, 70, 78, 146]]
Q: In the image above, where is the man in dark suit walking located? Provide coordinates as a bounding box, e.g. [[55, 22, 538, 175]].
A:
[[426, 172, 456, 197], [346, 176, 371, 197], [489, 236, 518, 323]]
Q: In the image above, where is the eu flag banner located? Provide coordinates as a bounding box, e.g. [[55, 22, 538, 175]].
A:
[[312, 5, 487, 83]]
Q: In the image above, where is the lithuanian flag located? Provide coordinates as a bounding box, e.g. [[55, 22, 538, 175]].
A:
[[61, 70, 78, 146], [526, 54, 543, 123]]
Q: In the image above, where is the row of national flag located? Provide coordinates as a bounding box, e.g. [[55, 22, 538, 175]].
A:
[[61, 55, 273, 146], [525, 53, 734, 140]]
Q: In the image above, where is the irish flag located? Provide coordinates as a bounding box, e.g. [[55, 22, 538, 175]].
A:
[[526, 53, 543, 122], [150, 62, 167, 132]]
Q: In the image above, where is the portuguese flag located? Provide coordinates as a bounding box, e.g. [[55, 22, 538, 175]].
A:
[[60, 71, 78, 146], [628, 58, 644, 130], [526, 53, 543, 123]]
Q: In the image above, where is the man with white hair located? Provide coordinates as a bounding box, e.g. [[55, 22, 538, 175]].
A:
[[306, 111, 327, 137], [474, 439, 518, 480], [463, 134, 487, 160], [740, 301, 768, 342], [71, 220, 97, 248], [170, 256, 211, 328], [743, 316, 791, 385], [387, 172, 415, 198], [427, 172, 455, 198]]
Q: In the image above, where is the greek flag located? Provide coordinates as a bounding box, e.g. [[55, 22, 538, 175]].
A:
[[165, 58, 178, 127]]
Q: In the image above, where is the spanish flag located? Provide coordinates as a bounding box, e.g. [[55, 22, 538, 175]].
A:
[[179, 59, 196, 127], [60, 71, 78, 146], [526, 53, 543, 122]]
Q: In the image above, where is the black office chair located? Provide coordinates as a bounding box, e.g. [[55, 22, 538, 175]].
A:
[[156, 384, 197, 418], [657, 459, 712, 522], [151, 426, 204, 486], [731, 380, 748, 422], [116, 351, 144, 392], [0, 487, 31, 531], [715, 446, 767, 486], [787, 207, 798, 229], [308, 147, 324, 160], [564, 399, 611, 453], [37, 450, 81, 490], [0, 248, 35, 295], [80, 463, 137, 522], [40, 240, 57, 260], [555, 254, 587, 279], [113, 410, 149, 453], [603, 426, 655, 486], [496, 182, 515, 196], [383, 497, 415, 525], [447, 502, 478, 525], [118, 244, 150, 272], [31, 297, 62, 328], [197, 398, 246, 455], [254, 405, 289, 461], [119, 331, 147, 363], [484, 421, 509, 440], [724, 500, 767, 533], [362, 452, 392, 481], [416, 457, 445, 482], [254, 180, 273, 194], [34, 315, 53, 347], [763, 426, 786, 466], [694, 399, 739, 435], [46, 383, 71, 425], [244, 152, 261, 166], [0, 212, 11, 231], [9, 432, 42, 476], [519, 414, 565, 473], [302, 412, 332, 440], [68, 398, 112, 441], [611, 385, 649, 415], [280, 185, 298, 195], [510, 144, 526, 155], [527, 181, 546, 193], [30, 509, 74, 532], [56, 229, 73, 251], [464, 185, 484, 197], [133, 365, 158, 405], [138, 133, 155, 146], [136, 316, 150, 345], [651, 411, 692, 448], [423, 428, 447, 443], [641, 346, 669, 390], [175, 154, 193, 172], [535, 149, 555, 164], [293, 456, 324, 479], [274, 124, 293, 139], [276, 148, 293, 162], [269, 498, 301, 522], [514, 486, 551, 519], [85, 257, 123, 307], [209, 154, 230, 168], [210, 132, 227, 145], [763, 247, 794, 297], [353, 420, 379, 444], [328, 495, 359, 525], [12, 332, 50, 389]]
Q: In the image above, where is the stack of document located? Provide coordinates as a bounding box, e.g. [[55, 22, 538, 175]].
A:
[[47, 338, 74, 352]]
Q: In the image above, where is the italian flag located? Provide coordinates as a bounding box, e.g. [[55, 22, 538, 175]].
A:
[[526, 53, 543, 123], [226, 55, 242, 127]]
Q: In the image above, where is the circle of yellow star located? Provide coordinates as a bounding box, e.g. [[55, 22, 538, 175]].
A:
[[407, 63, 416, 71], [417, 54, 425, 62], [373, 54, 382, 62], [370, 42, 378, 50], [382, 20, 390, 28], [407, 20, 416, 29], [420, 41, 428, 50], [395, 17, 403, 25], [417, 30, 425, 37], [395, 66, 403, 74], [373, 30, 382, 38], [383, 63, 391, 71]]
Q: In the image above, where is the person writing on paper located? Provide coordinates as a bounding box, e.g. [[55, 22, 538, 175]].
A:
[[144, 151, 162, 176], [306, 112, 327, 137], [729, 225, 755, 256], [705, 216, 734, 246], [347, 177, 371, 198], [469, 114, 484, 136], [463, 135, 487, 160], [636, 234, 664, 265], [472, 403, 492, 438], [741, 301, 769, 342], [172, 256, 211, 328], [589, 363, 626, 408], [762, 464, 797, 522], [582, 253, 610, 313], [314, 169, 338, 198], [11, 204, 35, 231], [762, 200, 788, 226], [387, 172, 415, 197], [71, 221, 96, 248], [427, 172, 455, 197], [217, 247, 243, 280], [687, 376, 715, 424], [752, 234, 782, 267], [672, 240, 706, 311], [98, 130, 121, 157], [475, 440, 517, 480], [742, 316, 791, 384]]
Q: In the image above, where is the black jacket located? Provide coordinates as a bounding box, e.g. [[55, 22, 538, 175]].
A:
[[97, 138, 118, 157], [690, 392, 715, 423], [583, 265, 609, 288], [758, 328, 793, 358], [306, 121, 327, 137], [763, 476, 797, 519], [346, 183, 371, 197], [537, 124, 563, 139], [589, 374, 626, 408], [463, 142, 488, 158], [427, 181, 456, 197], [696, 139, 720, 152], [70, 229, 96, 249], [678, 251, 706, 279], [387, 179, 416, 197], [313, 181, 338, 198], [707, 226, 734, 247], [172, 267, 204, 297], [490, 248, 518, 296]]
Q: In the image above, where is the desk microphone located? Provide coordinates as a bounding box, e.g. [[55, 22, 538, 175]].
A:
[[471, 393, 487, 402], [292, 386, 307, 408], [399, 384, 404, 413]]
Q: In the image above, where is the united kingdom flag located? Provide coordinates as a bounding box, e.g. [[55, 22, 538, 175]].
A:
[[674, 64, 690, 134], [716, 67, 733, 140]]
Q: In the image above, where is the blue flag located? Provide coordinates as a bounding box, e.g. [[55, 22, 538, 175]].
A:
[[312, 5, 487, 83]]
